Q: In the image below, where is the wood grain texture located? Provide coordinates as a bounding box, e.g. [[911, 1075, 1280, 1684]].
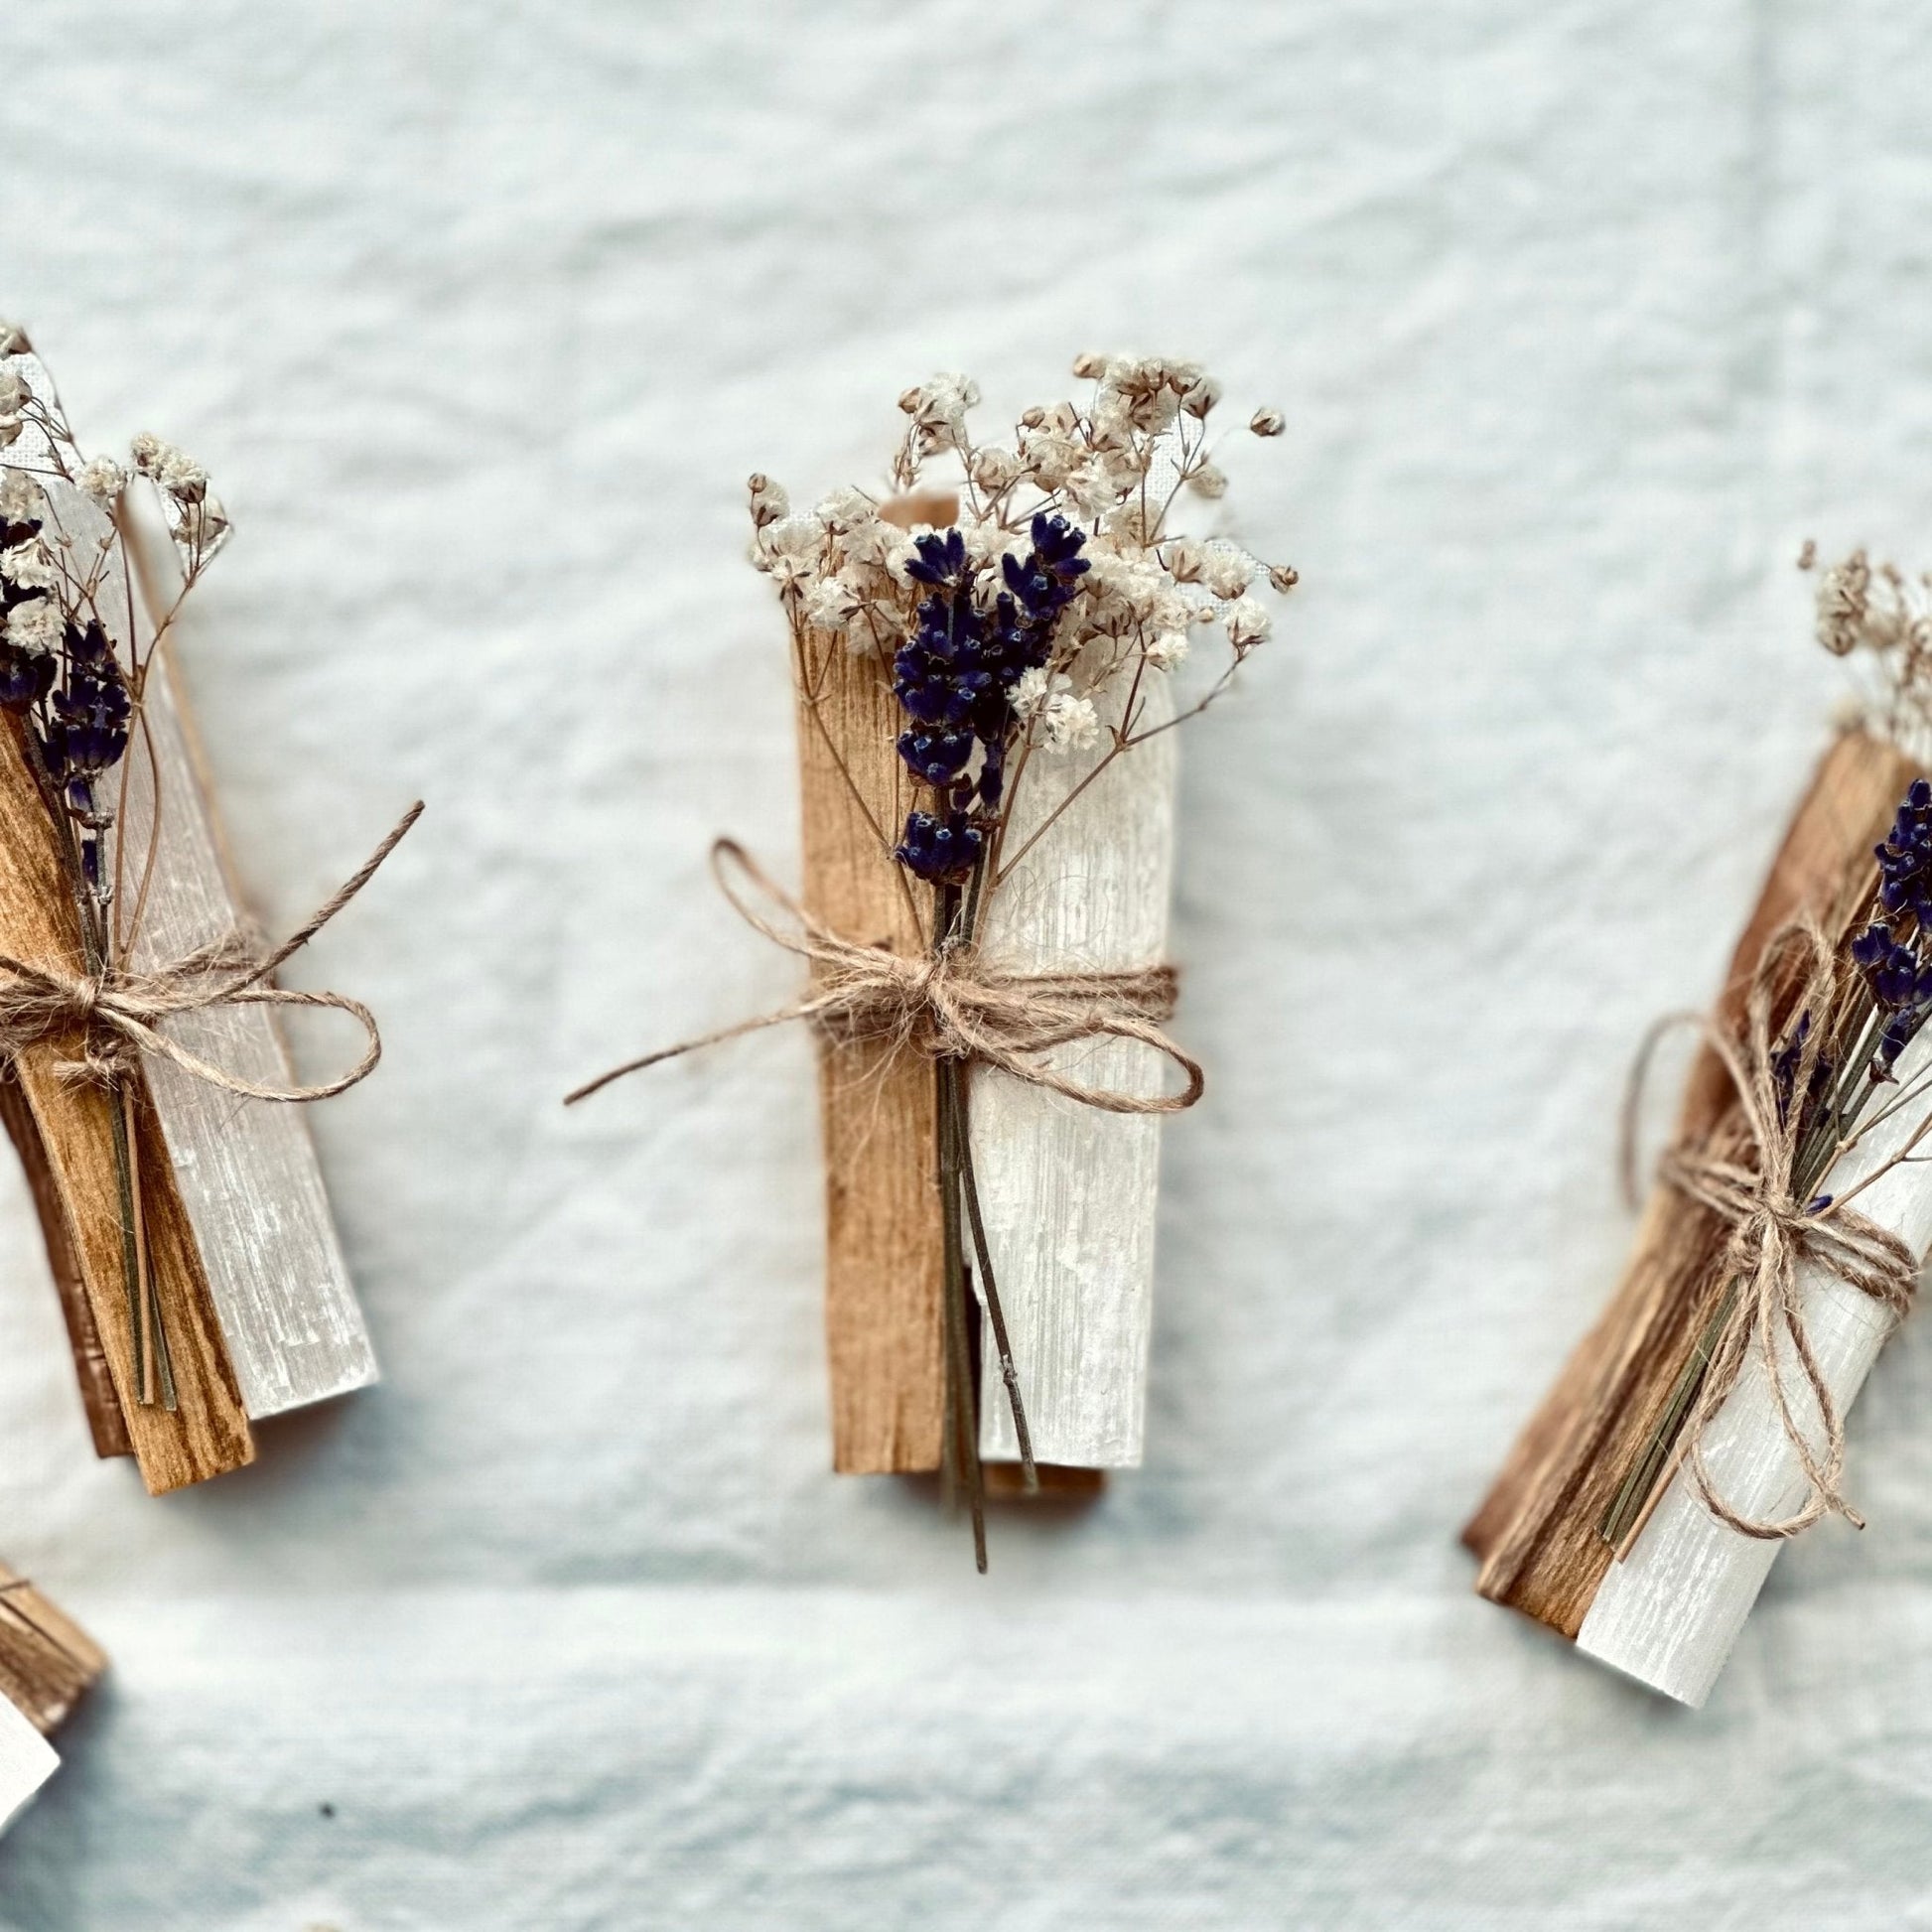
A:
[[0, 715, 254, 1494], [1467, 731, 1919, 1635], [974, 677, 1176, 1468], [793, 628, 945, 1473], [0, 1563, 107, 1736], [0, 1066, 130, 1457], [983, 1461, 1106, 1501]]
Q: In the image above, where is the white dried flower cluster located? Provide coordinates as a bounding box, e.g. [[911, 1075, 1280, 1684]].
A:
[[896, 373, 982, 472], [131, 432, 207, 499], [0, 341, 236, 815], [0, 332, 228, 583], [1814, 548, 1881, 658], [76, 456, 126, 503], [3, 594, 61, 651], [129, 431, 228, 560], [1805, 544, 1932, 756], [751, 352, 1295, 878], [0, 538, 57, 592], [0, 470, 43, 524], [1223, 596, 1272, 648], [0, 339, 243, 955], [753, 352, 1295, 699], [1007, 666, 1099, 750], [746, 476, 925, 661], [1042, 686, 1100, 752], [1009, 665, 1052, 718], [0, 366, 27, 450]]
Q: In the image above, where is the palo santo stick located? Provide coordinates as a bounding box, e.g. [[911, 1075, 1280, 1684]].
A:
[[0, 713, 254, 1493], [1468, 730, 1920, 1692], [116, 487, 380, 1421], [975, 674, 1176, 1467], [794, 536, 945, 1474], [983, 1461, 1105, 1500], [116, 633, 381, 1421], [0, 1563, 107, 1736], [0, 1564, 106, 1838], [0, 1063, 130, 1456]]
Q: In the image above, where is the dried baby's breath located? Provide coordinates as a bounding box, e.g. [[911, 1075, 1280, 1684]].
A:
[[1806, 545, 1932, 759], [749, 350, 1297, 893]]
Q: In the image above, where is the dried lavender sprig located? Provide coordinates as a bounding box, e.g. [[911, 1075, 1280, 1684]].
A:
[[891, 515, 1090, 886]]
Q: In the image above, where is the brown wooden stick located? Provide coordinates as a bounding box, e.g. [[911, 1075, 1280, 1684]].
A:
[[0, 716, 253, 1493], [0, 1064, 131, 1457], [0, 1564, 106, 1736], [983, 1462, 1105, 1501], [1466, 729, 1919, 1634], [793, 623, 945, 1474]]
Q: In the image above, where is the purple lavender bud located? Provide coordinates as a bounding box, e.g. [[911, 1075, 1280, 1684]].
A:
[[897, 728, 974, 785], [895, 808, 983, 884]]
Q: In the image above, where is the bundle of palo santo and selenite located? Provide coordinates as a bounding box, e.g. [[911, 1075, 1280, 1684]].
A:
[[572, 354, 1296, 1564], [0, 328, 418, 1495], [1468, 548, 1932, 1705], [0, 1565, 105, 1833]]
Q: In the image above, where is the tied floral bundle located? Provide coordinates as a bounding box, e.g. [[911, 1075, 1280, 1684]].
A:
[[1468, 548, 1932, 1705], [574, 352, 1295, 1565], [0, 328, 418, 1495]]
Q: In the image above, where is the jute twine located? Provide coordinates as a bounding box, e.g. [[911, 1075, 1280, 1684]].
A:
[[0, 802, 422, 1101], [567, 838, 1203, 1112], [1626, 918, 1917, 1541]]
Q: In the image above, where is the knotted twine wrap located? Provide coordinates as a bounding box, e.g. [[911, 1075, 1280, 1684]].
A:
[[1622, 918, 1918, 1542], [566, 838, 1204, 1113], [0, 801, 422, 1101]]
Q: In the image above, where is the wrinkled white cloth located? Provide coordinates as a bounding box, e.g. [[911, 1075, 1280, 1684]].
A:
[[4, 3, 1932, 1926]]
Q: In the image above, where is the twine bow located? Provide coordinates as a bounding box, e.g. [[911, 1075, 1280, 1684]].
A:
[[1629, 919, 1918, 1541], [0, 802, 422, 1102], [566, 838, 1204, 1112]]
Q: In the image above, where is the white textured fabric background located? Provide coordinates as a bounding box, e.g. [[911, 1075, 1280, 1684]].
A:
[[6, 4, 1932, 1926]]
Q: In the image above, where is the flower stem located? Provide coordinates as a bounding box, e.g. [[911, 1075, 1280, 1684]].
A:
[[941, 1063, 1036, 1486], [103, 1087, 150, 1401], [1600, 1281, 1736, 1549], [121, 1078, 172, 1410], [937, 1057, 986, 1571], [933, 884, 986, 1571]]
